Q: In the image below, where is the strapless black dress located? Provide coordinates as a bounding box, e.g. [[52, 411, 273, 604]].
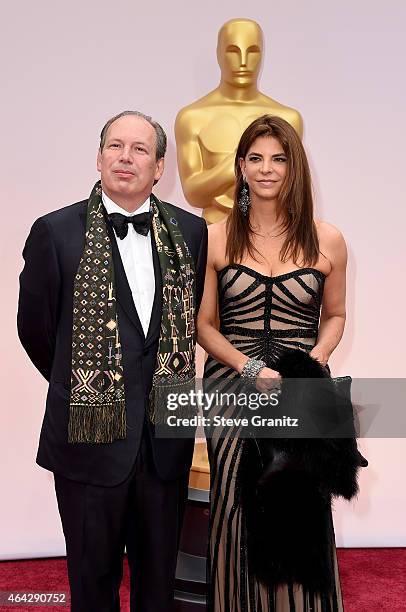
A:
[[204, 265, 344, 612]]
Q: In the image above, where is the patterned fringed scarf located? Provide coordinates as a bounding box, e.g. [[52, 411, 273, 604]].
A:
[[68, 181, 196, 443]]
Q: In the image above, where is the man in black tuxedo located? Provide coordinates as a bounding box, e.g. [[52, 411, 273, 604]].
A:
[[18, 110, 208, 612]]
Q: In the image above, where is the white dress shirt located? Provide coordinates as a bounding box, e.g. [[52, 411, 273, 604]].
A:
[[102, 191, 155, 336]]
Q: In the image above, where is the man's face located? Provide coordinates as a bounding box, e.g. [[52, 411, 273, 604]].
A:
[[217, 21, 262, 88], [97, 115, 164, 204]]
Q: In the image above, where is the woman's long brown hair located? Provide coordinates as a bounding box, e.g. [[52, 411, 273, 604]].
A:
[[226, 115, 319, 266]]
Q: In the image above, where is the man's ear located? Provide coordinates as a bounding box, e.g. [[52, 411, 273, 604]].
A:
[[154, 157, 165, 182], [97, 149, 102, 172]]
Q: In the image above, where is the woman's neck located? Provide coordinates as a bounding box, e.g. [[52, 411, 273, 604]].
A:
[[249, 199, 287, 235]]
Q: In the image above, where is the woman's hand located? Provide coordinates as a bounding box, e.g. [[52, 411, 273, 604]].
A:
[[309, 346, 329, 367], [255, 367, 281, 392]]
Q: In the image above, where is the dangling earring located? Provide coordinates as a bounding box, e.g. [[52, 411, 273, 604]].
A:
[[238, 175, 251, 217]]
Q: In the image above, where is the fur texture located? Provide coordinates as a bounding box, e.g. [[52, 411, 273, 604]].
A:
[[239, 349, 368, 593]]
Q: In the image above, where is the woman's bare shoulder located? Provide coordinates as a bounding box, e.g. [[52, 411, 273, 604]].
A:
[[207, 219, 228, 268], [315, 220, 347, 268], [208, 218, 228, 236], [207, 219, 228, 250], [315, 219, 345, 244]]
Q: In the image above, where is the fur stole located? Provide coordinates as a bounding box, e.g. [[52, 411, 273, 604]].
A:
[[239, 349, 367, 593]]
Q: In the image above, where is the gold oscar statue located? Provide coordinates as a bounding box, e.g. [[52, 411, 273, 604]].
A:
[[175, 18, 303, 224]]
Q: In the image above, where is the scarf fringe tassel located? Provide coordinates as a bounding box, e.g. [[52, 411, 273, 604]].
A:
[[68, 400, 126, 444]]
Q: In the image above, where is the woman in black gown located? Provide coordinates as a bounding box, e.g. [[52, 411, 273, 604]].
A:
[[197, 116, 348, 611]]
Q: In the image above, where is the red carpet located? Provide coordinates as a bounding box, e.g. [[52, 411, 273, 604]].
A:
[[337, 548, 406, 610], [0, 549, 405, 611]]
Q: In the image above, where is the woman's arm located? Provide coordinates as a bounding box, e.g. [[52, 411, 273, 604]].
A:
[[310, 222, 348, 366], [197, 225, 249, 374]]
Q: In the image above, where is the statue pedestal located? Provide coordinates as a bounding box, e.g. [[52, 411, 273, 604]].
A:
[[175, 441, 210, 610], [189, 440, 210, 490]]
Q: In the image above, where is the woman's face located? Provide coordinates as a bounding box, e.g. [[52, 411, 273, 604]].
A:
[[240, 136, 288, 203]]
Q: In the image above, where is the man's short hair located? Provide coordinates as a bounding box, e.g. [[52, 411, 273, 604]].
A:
[[99, 110, 167, 160]]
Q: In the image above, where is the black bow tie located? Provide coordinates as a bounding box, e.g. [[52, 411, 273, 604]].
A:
[[108, 211, 152, 239]]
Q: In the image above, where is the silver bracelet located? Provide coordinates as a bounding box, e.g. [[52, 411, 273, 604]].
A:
[[241, 358, 267, 379]]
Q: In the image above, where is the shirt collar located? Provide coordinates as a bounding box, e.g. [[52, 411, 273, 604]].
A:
[[102, 190, 150, 216]]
